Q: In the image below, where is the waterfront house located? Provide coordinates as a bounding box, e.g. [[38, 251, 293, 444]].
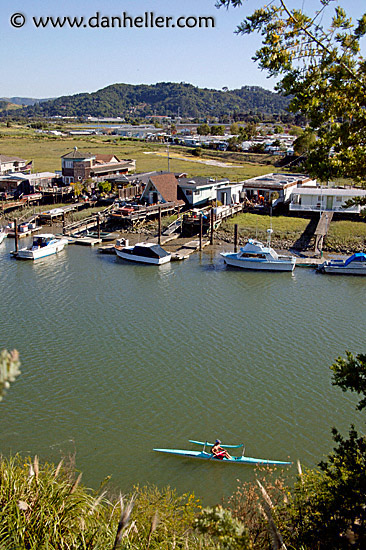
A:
[[0, 155, 27, 175], [177, 176, 229, 207], [241, 173, 317, 206], [0, 172, 59, 196], [289, 186, 366, 215], [141, 172, 185, 206], [61, 148, 136, 184]]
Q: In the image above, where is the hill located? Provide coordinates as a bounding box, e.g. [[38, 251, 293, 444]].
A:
[[0, 97, 52, 106], [21, 82, 289, 119]]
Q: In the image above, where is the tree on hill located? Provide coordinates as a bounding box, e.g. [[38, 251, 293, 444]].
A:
[[216, 0, 366, 188]]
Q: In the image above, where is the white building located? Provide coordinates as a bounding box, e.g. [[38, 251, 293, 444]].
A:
[[289, 187, 366, 214], [0, 155, 27, 175], [177, 177, 229, 207], [241, 173, 317, 206]]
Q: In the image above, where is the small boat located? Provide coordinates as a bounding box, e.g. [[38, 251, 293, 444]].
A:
[[317, 252, 366, 275], [153, 440, 292, 466], [15, 234, 68, 260], [221, 231, 296, 272], [115, 242, 171, 265]]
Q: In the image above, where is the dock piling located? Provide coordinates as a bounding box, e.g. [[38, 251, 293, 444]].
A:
[[234, 224, 238, 253], [14, 219, 18, 252]]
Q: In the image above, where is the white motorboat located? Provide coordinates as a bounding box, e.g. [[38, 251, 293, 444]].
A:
[[16, 234, 68, 260], [317, 252, 366, 275], [221, 231, 296, 272], [115, 242, 171, 265]]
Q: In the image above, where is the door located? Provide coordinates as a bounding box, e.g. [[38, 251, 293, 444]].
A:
[[326, 196, 333, 210]]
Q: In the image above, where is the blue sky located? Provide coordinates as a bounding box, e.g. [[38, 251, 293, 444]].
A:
[[1, 0, 365, 98]]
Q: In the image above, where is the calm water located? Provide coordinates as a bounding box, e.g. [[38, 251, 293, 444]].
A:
[[0, 236, 364, 504]]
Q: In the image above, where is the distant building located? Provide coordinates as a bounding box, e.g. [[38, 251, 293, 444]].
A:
[[61, 148, 136, 184], [0, 155, 27, 175]]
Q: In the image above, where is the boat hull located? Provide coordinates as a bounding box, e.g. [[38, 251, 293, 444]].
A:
[[16, 240, 67, 260], [115, 247, 171, 265], [153, 448, 292, 466], [221, 253, 295, 272], [321, 265, 366, 275]]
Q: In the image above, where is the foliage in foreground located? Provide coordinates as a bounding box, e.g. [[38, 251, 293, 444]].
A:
[[0, 455, 205, 550]]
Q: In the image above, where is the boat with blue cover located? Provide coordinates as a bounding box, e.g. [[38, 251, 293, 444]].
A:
[[317, 252, 366, 275], [153, 440, 292, 466]]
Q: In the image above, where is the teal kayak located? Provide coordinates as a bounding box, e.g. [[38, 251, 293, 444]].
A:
[[153, 447, 292, 466]]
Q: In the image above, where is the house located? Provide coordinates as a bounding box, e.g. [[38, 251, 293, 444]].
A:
[[216, 182, 245, 205], [177, 177, 229, 207], [141, 173, 185, 206], [61, 148, 136, 184], [0, 155, 27, 175], [241, 173, 317, 206], [0, 172, 59, 196], [289, 186, 366, 215]]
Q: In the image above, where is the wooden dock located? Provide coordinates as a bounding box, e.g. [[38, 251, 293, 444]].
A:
[[294, 256, 323, 268], [171, 239, 210, 261], [73, 236, 102, 246]]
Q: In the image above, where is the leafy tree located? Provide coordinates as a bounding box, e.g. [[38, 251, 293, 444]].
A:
[[230, 122, 240, 135], [197, 123, 210, 136], [293, 129, 317, 156], [98, 181, 112, 195], [211, 125, 225, 136], [216, 0, 366, 186], [331, 351, 366, 411]]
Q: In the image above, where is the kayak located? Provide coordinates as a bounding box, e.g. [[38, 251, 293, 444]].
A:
[[153, 445, 292, 466]]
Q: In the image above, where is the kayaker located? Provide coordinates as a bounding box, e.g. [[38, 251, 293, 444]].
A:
[[210, 439, 231, 460]]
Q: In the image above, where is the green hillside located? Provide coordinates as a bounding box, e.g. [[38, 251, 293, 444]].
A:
[[22, 82, 289, 118]]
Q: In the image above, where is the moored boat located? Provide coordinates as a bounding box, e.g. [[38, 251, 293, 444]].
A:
[[154, 440, 292, 466], [317, 252, 366, 275], [115, 242, 171, 265], [15, 234, 68, 260], [221, 232, 296, 272]]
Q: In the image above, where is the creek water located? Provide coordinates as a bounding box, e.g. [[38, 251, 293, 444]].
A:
[[0, 237, 364, 504]]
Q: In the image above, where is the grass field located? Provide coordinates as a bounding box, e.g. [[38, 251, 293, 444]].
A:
[[0, 123, 276, 181]]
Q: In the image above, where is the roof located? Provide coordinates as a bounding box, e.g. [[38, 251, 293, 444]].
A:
[[148, 173, 185, 206], [292, 187, 366, 197], [242, 173, 314, 190], [0, 154, 26, 163], [178, 176, 229, 189], [61, 149, 95, 160], [94, 154, 121, 164]]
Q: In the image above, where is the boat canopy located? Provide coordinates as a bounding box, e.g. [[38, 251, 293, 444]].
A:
[[344, 253, 366, 266], [239, 239, 278, 259], [133, 244, 170, 259]]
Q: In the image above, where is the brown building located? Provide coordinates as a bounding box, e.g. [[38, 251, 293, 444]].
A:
[[61, 148, 136, 184]]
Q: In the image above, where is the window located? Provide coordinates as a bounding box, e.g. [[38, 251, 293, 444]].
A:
[[336, 196, 342, 202], [194, 190, 200, 196]]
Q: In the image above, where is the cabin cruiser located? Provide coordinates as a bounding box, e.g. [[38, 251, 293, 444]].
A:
[[317, 252, 366, 275], [115, 242, 171, 265], [221, 232, 296, 272], [16, 234, 68, 260]]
